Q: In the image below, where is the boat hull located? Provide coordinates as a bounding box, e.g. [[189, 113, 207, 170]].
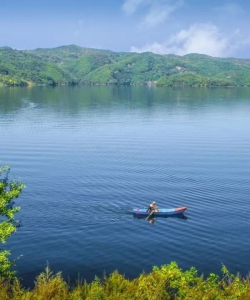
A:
[[133, 206, 187, 217]]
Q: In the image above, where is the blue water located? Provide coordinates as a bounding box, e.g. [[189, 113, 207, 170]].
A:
[[0, 86, 250, 286]]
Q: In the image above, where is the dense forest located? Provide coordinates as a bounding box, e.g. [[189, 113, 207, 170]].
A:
[[1, 45, 250, 87]]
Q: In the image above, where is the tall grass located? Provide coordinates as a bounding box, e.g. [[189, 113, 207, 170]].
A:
[[1, 262, 250, 299]]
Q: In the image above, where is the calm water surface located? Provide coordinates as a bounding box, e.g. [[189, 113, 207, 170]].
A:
[[0, 86, 250, 286]]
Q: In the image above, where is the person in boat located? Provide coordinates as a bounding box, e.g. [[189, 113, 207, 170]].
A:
[[147, 201, 158, 213]]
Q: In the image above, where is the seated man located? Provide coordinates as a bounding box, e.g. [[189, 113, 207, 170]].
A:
[[147, 201, 158, 213]]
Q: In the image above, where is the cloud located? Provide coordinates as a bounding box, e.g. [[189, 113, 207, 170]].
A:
[[130, 23, 249, 57], [122, 0, 183, 27], [122, 0, 146, 14], [141, 2, 180, 27]]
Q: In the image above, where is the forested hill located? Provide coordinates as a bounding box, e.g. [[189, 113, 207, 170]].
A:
[[1, 45, 250, 87]]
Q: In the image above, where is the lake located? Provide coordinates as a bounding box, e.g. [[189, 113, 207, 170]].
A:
[[0, 86, 250, 287]]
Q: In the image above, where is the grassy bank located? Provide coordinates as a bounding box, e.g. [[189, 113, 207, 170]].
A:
[[1, 262, 250, 299]]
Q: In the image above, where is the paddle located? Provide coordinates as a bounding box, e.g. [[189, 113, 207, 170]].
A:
[[146, 210, 154, 220]]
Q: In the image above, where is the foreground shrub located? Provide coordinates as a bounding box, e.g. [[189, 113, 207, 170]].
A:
[[1, 262, 250, 299], [0, 165, 25, 279]]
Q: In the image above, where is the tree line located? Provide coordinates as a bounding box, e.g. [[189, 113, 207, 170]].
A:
[[1, 45, 250, 87]]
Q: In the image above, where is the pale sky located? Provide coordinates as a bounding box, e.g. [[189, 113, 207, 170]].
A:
[[1, 0, 250, 58]]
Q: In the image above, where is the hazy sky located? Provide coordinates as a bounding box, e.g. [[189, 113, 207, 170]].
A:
[[1, 0, 250, 57]]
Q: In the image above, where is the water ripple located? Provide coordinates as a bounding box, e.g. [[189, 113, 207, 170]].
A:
[[1, 86, 250, 286]]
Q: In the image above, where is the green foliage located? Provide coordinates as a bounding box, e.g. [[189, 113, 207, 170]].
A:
[[2, 45, 250, 86], [31, 266, 69, 299], [0, 75, 28, 87], [1, 263, 250, 299], [0, 47, 74, 86], [0, 250, 15, 279], [0, 165, 25, 279]]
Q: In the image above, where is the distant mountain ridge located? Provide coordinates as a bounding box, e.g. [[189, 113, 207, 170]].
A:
[[1, 45, 250, 87]]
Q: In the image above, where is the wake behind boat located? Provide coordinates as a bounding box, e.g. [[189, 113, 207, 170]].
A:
[[133, 206, 187, 217]]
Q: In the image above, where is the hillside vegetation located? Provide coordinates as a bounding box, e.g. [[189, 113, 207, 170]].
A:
[[1, 45, 250, 86]]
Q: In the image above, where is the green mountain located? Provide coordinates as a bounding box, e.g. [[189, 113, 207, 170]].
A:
[[0, 46, 73, 86], [1, 45, 250, 87]]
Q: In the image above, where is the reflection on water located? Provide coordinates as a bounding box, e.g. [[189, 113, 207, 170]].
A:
[[1, 85, 250, 116], [134, 213, 188, 224]]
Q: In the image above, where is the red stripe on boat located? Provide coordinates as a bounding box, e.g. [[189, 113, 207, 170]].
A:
[[174, 206, 187, 212]]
